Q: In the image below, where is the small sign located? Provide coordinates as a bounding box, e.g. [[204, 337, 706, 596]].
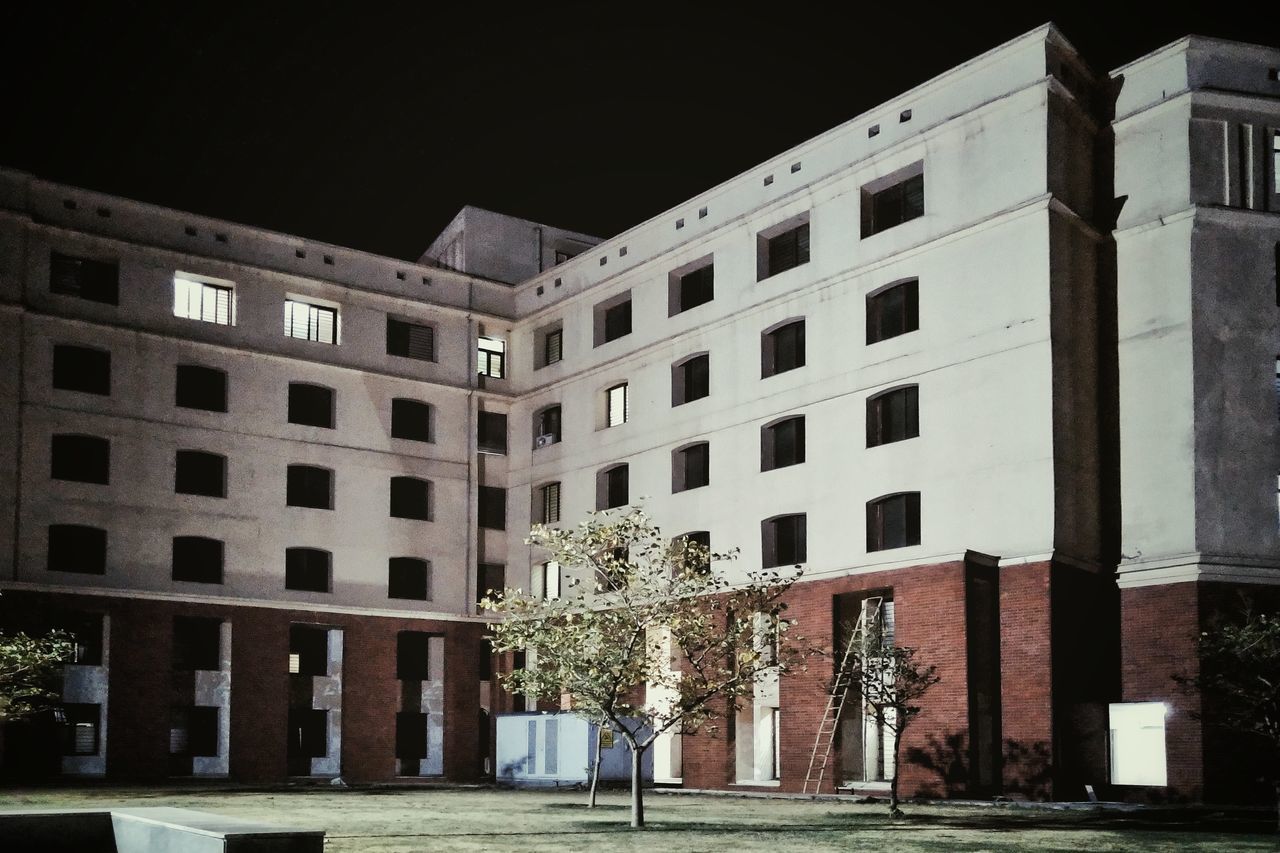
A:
[[599, 728, 614, 749]]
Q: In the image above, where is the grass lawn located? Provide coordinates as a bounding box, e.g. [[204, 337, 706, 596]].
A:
[[1, 786, 1275, 852]]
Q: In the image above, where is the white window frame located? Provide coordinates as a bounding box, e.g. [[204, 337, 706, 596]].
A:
[[542, 561, 561, 600], [607, 383, 629, 427], [284, 297, 339, 345], [478, 336, 506, 378], [174, 274, 235, 325]]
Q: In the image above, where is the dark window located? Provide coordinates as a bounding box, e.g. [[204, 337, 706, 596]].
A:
[[390, 476, 431, 520], [52, 344, 110, 395], [288, 383, 334, 429], [673, 354, 710, 406], [595, 295, 633, 346], [63, 703, 101, 755], [289, 625, 329, 675], [288, 709, 329, 761], [867, 492, 922, 551], [758, 222, 810, 280], [396, 712, 429, 760], [479, 638, 494, 679], [671, 263, 714, 315], [176, 365, 228, 413], [50, 252, 118, 304], [478, 486, 506, 530], [674, 442, 710, 492], [862, 169, 925, 237], [175, 451, 226, 498], [172, 617, 221, 671], [867, 280, 919, 344], [396, 632, 433, 681], [537, 482, 561, 525], [535, 405, 562, 447], [169, 706, 219, 757], [867, 386, 920, 447], [387, 317, 436, 362], [762, 416, 806, 471], [478, 412, 508, 454], [763, 514, 807, 568], [389, 557, 431, 601], [391, 398, 433, 442], [599, 464, 629, 510], [285, 548, 332, 593], [50, 434, 109, 484], [172, 536, 224, 584], [287, 465, 333, 509], [65, 612, 104, 665], [544, 328, 563, 366], [762, 320, 805, 377], [47, 525, 106, 574], [477, 563, 505, 605]]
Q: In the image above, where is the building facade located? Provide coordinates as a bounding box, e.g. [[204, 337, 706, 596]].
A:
[[1, 24, 1278, 804]]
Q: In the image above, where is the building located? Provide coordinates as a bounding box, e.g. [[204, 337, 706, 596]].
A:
[[1, 23, 1278, 804]]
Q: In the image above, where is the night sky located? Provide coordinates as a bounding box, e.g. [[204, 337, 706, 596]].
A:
[[1, 5, 1265, 260]]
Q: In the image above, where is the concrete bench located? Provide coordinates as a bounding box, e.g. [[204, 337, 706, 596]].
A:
[[0, 806, 324, 852]]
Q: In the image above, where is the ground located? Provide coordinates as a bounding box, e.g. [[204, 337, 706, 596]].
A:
[[0, 786, 1275, 852]]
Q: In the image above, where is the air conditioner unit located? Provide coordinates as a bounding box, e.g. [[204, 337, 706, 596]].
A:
[[535, 434, 557, 449]]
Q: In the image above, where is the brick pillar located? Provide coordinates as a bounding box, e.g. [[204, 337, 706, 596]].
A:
[[443, 622, 483, 781], [228, 607, 289, 782], [999, 561, 1054, 798], [106, 598, 172, 780], [341, 617, 397, 782]]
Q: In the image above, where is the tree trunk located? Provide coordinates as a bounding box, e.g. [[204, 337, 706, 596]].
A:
[[888, 726, 904, 817], [630, 746, 645, 828], [587, 726, 603, 808]]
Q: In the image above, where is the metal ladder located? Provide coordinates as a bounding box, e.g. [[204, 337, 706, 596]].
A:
[[801, 596, 881, 795]]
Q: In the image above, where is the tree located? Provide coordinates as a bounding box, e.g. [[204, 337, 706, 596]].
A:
[[1177, 608, 1280, 831], [481, 507, 813, 829], [842, 618, 940, 817], [0, 629, 73, 724]]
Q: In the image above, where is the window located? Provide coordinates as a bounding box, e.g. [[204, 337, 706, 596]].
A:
[[389, 558, 432, 601], [172, 617, 222, 671], [669, 261, 714, 315], [535, 324, 564, 369], [1273, 131, 1279, 194], [867, 386, 919, 447], [390, 476, 431, 520], [866, 492, 921, 551], [53, 344, 110, 395], [672, 353, 710, 406], [176, 365, 228, 412], [478, 486, 507, 530], [762, 514, 806, 567], [287, 465, 333, 510], [678, 531, 712, 574], [757, 218, 810, 280], [597, 464, 629, 510], [762, 416, 805, 471], [673, 442, 710, 492], [287, 383, 334, 429], [170, 707, 219, 757], [289, 625, 329, 675], [534, 405, 562, 449], [391, 398, 433, 442], [173, 275, 234, 325], [63, 704, 101, 755], [175, 450, 226, 498], [397, 631, 434, 681], [285, 548, 331, 592], [477, 337, 506, 378], [478, 411, 508, 454], [284, 298, 338, 344], [65, 612, 104, 666], [606, 383, 629, 427], [172, 536, 224, 584], [387, 317, 436, 362], [536, 482, 562, 525], [762, 320, 805, 377], [1109, 702, 1167, 786], [50, 251, 118, 304], [867, 280, 919, 344], [50, 434, 109, 484], [540, 561, 562, 600], [47, 525, 107, 574], [861, 163, 925, 237], [477, 563, 505, 605], [593, 292, 633, 346]]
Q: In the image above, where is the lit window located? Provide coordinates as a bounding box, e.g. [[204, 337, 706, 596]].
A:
[[174, 275, 234, 325], [284, 299, 338, 344], [478, 337, 506, 378], [607, 383, 629, 427], [1109, 702, 1167, 786]]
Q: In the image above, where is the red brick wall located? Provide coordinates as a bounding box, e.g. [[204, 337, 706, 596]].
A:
[[1000, 561, 1054, 798]]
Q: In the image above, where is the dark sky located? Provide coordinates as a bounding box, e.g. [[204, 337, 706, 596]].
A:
[[1, 5, 1265, 260]]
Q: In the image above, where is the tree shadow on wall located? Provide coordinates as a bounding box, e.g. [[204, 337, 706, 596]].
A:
[[906, 732, 1053, 799]]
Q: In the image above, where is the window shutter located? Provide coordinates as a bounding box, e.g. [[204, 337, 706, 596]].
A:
[[542, 482, 561, 523], [545, 329, 562, 364], [406, 323, 434, 361], [796, 223, 811, 265], [314, 306, 336, 344]]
